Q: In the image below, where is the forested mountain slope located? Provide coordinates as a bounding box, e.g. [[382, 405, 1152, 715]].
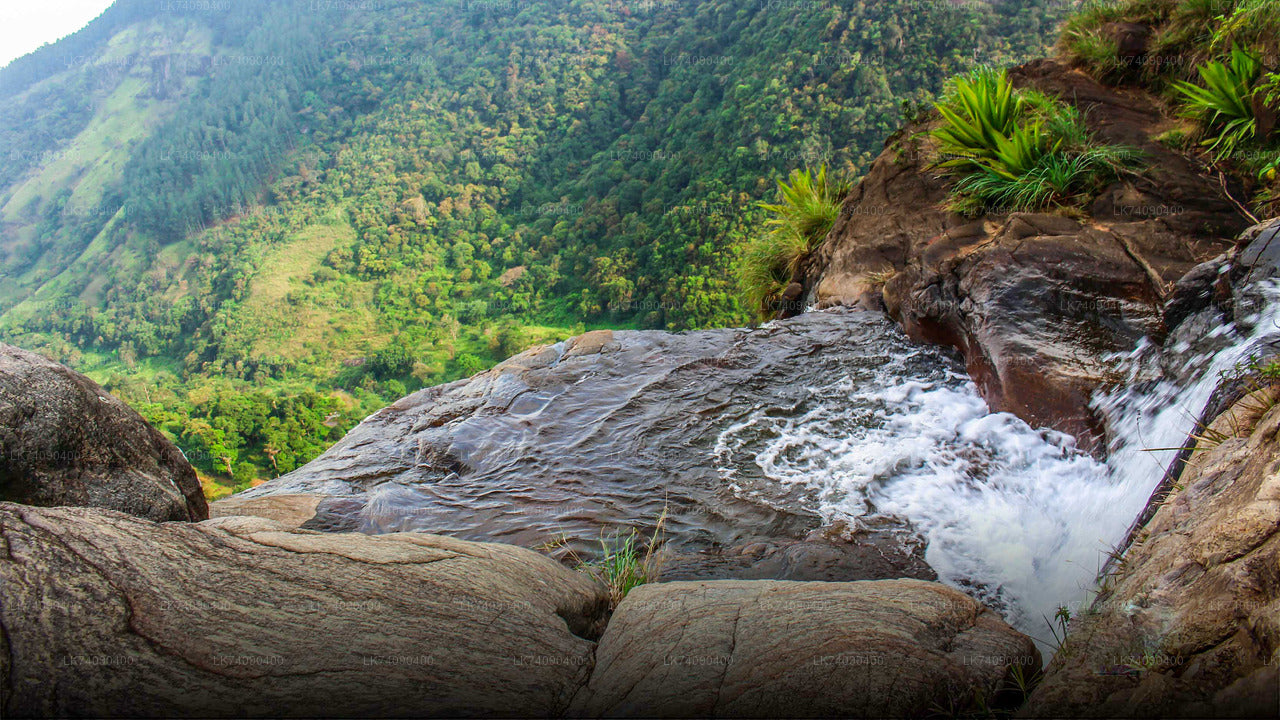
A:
[[0, 0, 1066, 489]]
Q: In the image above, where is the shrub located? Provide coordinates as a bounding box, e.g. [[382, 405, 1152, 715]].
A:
[[740, 165, 849, 320], [369, 344, 415, 378], [1173, 45, 1265, 159], [930, 68, 1133, 213]]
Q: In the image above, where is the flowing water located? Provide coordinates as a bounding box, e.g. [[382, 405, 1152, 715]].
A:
[[714, 279, 1280, 650], [248, 278, 1280, 652]]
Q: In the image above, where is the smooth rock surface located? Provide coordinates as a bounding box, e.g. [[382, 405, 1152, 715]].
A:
[[570, 579, 1040, 718], [209, 493, 328, 529], [235, 310, 952, 583], [0, 503, 608, 718], [0, 343, 207, 521], [1025, 394, 1280, 717]]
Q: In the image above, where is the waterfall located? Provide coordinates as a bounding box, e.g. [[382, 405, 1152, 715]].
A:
[[718, 272, 1280, 656]]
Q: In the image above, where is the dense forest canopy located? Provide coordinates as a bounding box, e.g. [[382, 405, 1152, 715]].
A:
[[0, 0, 1068, 490]]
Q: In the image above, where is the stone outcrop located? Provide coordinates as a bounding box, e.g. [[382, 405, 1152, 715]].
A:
[[0, 503, 608, 718], [209, 493, 328, 529], [1024, 393, 1280, 718], [2, 502, 1049, 718], [0, 344, 207, 521], [570, 579, 1039, 718], [802, 59, 1247, 449]]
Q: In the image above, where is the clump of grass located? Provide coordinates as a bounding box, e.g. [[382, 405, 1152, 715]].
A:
[[1210, 0, 1280, 60], [1060, 0, 1280, 88], [1043, 604, 1076, 658], [545, 512, 668, 608], [740, 165, 849, 320], [930, 67, 1135, 214]]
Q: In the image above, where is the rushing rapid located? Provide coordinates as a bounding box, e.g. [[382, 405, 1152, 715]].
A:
[[715, 278, 1280, 649]]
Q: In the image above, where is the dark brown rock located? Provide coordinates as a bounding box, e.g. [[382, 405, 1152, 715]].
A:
[[1100, 22, 1152, 66], [0, 343, 207, 521], [804, 60, 1245, 449]]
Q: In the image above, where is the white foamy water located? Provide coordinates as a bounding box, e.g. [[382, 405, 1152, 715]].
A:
[[717, 282, 1280, 655]]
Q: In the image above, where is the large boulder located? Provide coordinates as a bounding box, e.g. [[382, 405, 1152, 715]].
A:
[[0, 344, 207, 521], [0, 503, 608, 718], [569, 579, 1040, 718], [1023, 393, 1280, 718], [803, 60, 1245, 450]]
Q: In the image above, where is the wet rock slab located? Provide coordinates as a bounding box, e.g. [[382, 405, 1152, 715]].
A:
[[239, 309, 959, 581]]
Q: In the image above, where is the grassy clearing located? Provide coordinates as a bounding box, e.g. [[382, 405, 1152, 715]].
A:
[[1057, 0, 1279, 215]]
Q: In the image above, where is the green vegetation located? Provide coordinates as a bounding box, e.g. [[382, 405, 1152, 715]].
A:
[[930, 68, 1133, 213], [541, 512, 667, 607], [582, 515, 667, 608], [0, 0, 1067, 490], [1173, 45, 1265, 160], [1059, 0, 1279, 215], [740, 165, 849, 319]]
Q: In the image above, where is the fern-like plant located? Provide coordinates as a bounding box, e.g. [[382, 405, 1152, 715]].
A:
[[1174, 45, 1264, 159]]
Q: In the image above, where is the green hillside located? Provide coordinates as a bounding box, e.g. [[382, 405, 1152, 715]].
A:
[[0, 0, 1067, 491]]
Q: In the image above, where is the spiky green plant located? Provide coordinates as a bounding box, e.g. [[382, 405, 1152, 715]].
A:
[[757, 165, 851, 247], [931, 67, 1133, 213], [740, 165, 849, 319], [931, 67, 1026, 169], [1174, 45, 1264, 159]]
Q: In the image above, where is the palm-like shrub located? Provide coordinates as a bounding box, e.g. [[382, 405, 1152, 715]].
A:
[[740, 165, 850, 319], [1174, 45, 1264, 159], [932, 68, 1026, 169], [931, 68, 1131, 213]]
